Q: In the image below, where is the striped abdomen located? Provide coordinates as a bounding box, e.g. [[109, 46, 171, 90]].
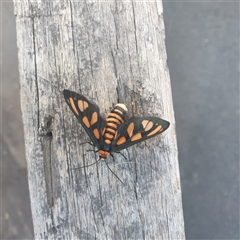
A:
[[103, 103, 127, 145], [99, 103, 127, 160]]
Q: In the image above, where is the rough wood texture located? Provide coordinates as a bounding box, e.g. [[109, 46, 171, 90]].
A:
[[14, 1, 185, 239]]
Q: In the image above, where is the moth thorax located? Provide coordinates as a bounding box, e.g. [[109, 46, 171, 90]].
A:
[[99, 150, 109, 160]]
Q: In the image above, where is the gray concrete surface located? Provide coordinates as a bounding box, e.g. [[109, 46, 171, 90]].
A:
[[1, 1, 239, 239], [1, 1, 34, 239], [163, 2, 239, 239]]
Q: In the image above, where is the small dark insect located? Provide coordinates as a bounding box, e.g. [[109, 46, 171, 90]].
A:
[[63, 89, 170, 162]]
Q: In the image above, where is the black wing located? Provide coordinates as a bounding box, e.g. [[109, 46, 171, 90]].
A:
[[63, 89, 106, 145], [112, 116, 170, 151]]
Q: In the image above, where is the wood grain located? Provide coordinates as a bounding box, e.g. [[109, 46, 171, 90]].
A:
[[14, 1, 185, 239]]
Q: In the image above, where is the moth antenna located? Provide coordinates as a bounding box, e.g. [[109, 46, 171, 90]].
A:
[[71, 158, 101, 170], [104, 161, 124, 185]]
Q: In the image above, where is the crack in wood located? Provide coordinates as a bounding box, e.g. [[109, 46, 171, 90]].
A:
[[39, 116, 54, 207]]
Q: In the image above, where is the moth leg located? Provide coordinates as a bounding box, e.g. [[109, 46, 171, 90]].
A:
[[110, 152, 115, 162], [114, 151, 128, 161], [79, 141, 94, 146], [104, 160, 124, 185], [70, 158, 101, 170], [79, 142, 97, 153]]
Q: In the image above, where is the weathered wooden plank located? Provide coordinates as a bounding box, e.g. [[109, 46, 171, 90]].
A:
[[14, 0, 185, 239]]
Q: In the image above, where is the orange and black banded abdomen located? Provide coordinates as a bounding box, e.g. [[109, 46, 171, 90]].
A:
[[103, 103, 128, 145]]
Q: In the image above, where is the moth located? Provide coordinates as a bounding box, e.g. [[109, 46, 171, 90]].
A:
[[63, 89, 170, 161]]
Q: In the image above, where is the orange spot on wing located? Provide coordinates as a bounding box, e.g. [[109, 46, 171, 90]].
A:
[[117, 137, 126, 145], [69, 97, 79, 115], [93, 128, 100, 139], [142, 120, 153, 131], [83, 101, 89, 110], [78, 100, 84, 112], [131, 133, 142, 141], [147, 125, 163, 137], [102, 127, 106, 135], [127, 122, 134, 137], [142, 120, 148, 128], [82, 116, 90, 128], [78, 100, 89, 112], [90, 112, 98, 125]]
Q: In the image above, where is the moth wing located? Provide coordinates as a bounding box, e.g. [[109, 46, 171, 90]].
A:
[[63, 89, 106, 145], [112, 116, 170, 151]]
